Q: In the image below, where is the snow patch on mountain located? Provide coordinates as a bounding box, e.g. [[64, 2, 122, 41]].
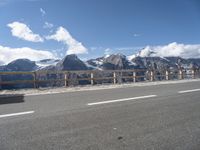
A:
[[36, 59, 60, 68], [84, 62, 102, 70]]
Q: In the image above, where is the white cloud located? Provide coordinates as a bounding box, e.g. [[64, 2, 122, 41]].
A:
[[104, 48, 112, 56], [136, 42, 200, 58], [46, 26, 88, 55], [40, 8, 46, 16], [7, 21, 44, 42], [136, 46, 155, 57], [133, 33, 141, 37], [0, 45, 56, 65], [43, 22, 54, 29]]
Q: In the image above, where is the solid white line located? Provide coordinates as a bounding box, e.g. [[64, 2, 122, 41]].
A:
[[87, 95, 157, 106], [26, 92, 61, 96], [178, 89, 200, 94], [0, 111, 35, 119]]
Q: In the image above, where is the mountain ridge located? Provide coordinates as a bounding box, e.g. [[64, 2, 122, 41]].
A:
[[0, 54, 200, 72]]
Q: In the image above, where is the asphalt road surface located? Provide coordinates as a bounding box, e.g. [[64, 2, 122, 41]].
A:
[[0, 80, 200, 150]]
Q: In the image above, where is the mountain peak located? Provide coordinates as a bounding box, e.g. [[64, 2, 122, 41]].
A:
[[56, 54, 88, 71], [7, 59, 37, 71]]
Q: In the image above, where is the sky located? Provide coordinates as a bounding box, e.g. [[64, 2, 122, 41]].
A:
[[0, 0, 200, 64]]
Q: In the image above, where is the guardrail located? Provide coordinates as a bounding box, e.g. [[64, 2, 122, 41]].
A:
[[0, 68, 199, 89]]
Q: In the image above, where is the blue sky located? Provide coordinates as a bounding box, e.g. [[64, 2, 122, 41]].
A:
[[0, 0, 200, 64]]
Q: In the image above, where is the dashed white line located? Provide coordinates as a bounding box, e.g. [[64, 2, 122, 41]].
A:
[[87, 95, 157, 106], [0, 111, 35, 119], [178, 89, 200, 94]]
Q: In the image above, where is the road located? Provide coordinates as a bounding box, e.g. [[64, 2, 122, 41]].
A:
[[0, 80, 200, 150]]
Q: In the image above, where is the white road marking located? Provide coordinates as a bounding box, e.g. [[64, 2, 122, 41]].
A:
[[26, 92, 61, 96], [87, 95, 157, 106], [178, 89, 200, 94], [0, 111, 35, 119]]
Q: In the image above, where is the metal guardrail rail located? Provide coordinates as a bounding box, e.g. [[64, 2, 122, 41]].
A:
[[0, 68, 199, 89]]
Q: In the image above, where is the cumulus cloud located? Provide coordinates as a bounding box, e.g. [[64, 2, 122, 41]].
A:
[[40, 8, 46, 16], [43, 22, 54, 29], [7, 21, 44, 42], [0, 45, 56, 65], [137, 42, 200, 58], [46, 26, 88, 55], [137, 47, 155, 57]]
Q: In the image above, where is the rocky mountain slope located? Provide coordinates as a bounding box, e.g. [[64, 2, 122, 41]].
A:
[[0, 59, 37, 71], [0, 54, 200, 72]]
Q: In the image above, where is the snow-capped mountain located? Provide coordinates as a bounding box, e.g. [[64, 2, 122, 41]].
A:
[[0, 52, 200, 73], [86, 53, 138, 70]]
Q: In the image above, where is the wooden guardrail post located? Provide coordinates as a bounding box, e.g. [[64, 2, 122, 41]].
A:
[[165, 70, 169, 80], [179, 70, 183, 80], [150, 71, 154, 81], [90, 72, 94, 85], [0, 74, 2, 90], [113, 72, 116, 84], [33, 72, 37, 88], [133, 71, 136, 82], [64, 72, 68, 87], [192, 69, 195, 79]]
